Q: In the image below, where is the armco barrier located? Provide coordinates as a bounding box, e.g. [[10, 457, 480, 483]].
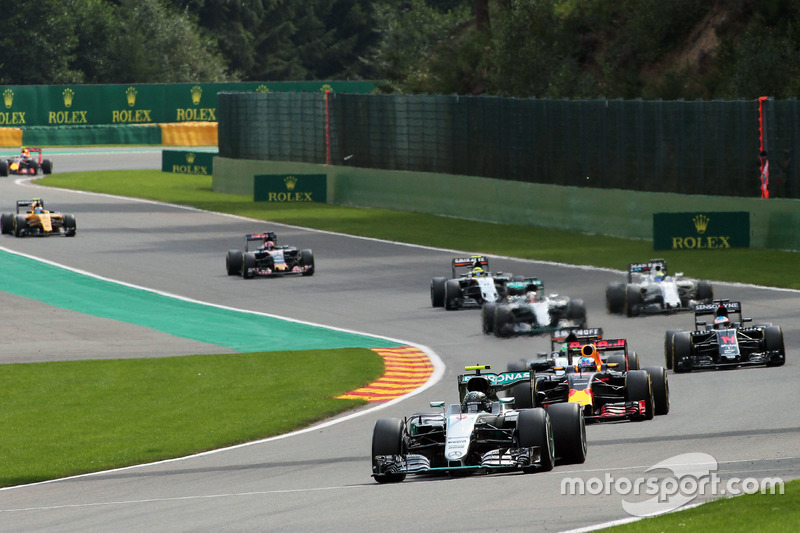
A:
[[213, 157, 800, 251]]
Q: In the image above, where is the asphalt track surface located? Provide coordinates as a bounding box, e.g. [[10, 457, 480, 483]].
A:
[[0, 148, 798, 532]]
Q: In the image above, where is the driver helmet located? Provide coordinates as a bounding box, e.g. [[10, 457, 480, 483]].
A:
[[471, 266, 485, 277], [21, 148, 30, 158], [461, 391, 490, 413], [653, 266, 665, 282], [264, 240, 276, 250], [713, 315, 730, 329], [526, 290, 539, 303], [578, 356, 596, 370]]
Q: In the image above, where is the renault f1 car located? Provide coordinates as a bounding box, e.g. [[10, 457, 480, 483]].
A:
[[371, 365, 587, 483], [0, 148, 53, 176], [430, 256, 514, 310], [508, 335, 669, 421], [481, 278, 587, 337], [0, 199, 76, 237], [225, 232, 314, 278], [606, 259, 713, 316], [664, 300, 785, 372]]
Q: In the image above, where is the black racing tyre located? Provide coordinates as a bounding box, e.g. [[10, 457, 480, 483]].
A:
[[672, 331, 693, 373], [241, 252, 257, 279], [372, 418, 407, 483], [627, 351, 640, 371], [516, 408, 554, 472], [0, 212, 13, 234], [625, 285, 642, 317], [764, 326, 786, 366], [696, 280, 713, 302], [63, 214, 76, 237], [644, 366, 670, 415], [481, 302, 497, 334], [30, 160, 40, 174], [430, 277, 446, 307], [606, 353, 627, 371], [566, 298, 587, 326], [606, 282, 626, 314], [664, 329, 680, 370], [41, 159, 53, 174], [510, 372, 536, 409], [444, 279, 461, 310], [493, 305, 515, 337], [13, 214, 27, 237], [0, 160, 8, 176], [226, 250, 243, 276], [300, 249, 315, 276], [625, 370, 654, 420], [548, 402, 587, 465]]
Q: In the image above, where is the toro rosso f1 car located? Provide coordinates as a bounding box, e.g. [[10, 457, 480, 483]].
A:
[[664, 300, 785, 372], [371, 365, 587, 483], [430, 256, 513, 310], [481, 278, 587, 337], [606, 258, 713, 316], [226, 232, 314, 279], [0, 199, 76, 237], [0, 148, 53, 176]]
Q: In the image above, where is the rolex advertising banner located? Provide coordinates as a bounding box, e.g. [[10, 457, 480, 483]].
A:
[[161, 150, 216, 175], [254, 174, 327, 203], [653, 212, 750, 250]]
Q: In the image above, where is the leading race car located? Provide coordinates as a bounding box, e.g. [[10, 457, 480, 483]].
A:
[[225, 232, 314, 279], [507, 334, 669, 421], [481, 277, 587, 337], [0, 199, 76, 237], [664, 300, 785, 372], [0, 147, 53, 176], [430, 256, 514, 310], [371, 365, 587, 483], [606, 258, 713, 316]]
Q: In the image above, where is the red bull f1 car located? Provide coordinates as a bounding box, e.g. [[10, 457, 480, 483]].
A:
[[606, 258, 713, 316], [371, 365, 587, 483], [430, 256, 514, 310], [664, 300, 785, 372], [225, 232, 314, 279], [0, 199, 76, 237], [0, 148, 53, 176]]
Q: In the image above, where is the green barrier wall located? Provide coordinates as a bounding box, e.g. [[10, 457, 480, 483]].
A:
[[213, 157, 800, 251], [23, 124, 162, 146]]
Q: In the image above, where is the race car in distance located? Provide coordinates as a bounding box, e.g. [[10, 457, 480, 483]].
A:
[[430, 256, 514, 310], [371, 365, 587, 483], [225, 232, 314, 279], [481, 277, 587, 337], [664, 299, 785, 372], [606, 258, 713, 316], [0, 199, 76, 237], [0, 148, 53, 176], [508, 337, 669, 421]]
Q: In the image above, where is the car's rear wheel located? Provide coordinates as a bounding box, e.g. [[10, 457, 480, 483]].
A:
[[0, 160, 8, 176], [241, 252, 256, 279], [430, 277, 446, 307], [510, 372, 536, 409], [625, 286, 642, 317], [41, 159, 53, 174], [627, 351, 640, 371], [300, 249, 315, 276], [516, 408, 554, 472], [493, 305, 515, 337], [63, 214, 76, 237], [481, 302, 497, 334], [226, 250, 242, 276], [0, 213, 13, 234], [606, 353, 627, 371], [644, 366, 670, 415], [566, 298, 587, 326], [372, 418, 407, 483], [606, 283, 625, 314], [548, 402, 587, 465], [696, 280, 713, 302], [30, 160, 40, 174], [625, 370, 654, 420]]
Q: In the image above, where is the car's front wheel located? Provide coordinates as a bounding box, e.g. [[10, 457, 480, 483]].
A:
[[548, 402, 587, 465], [516, 408, 554, 472], [372, 418, 407, 483]]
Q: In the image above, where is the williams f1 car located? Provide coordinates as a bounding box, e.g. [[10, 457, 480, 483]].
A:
[[0, 148, 53, 176], [371, 365, 587, 483], [430, 256, 513, 310], [606, 258, 713, 316], [664, 300, 785, 372], [481, 278, 587, 337], [0, 199, 76, 237], [226, 232, 314, 278]]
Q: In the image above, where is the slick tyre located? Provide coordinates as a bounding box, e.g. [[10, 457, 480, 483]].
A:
[[241, 252, 257, 279], [517, 408, 554, 472], [493, 305, 514, 338], [0, 213, 13, 234], [664, 330, 681, 370], [606, 282, 625, 314], [372, 418, 407, 483], [644, 366, 670, 415], [13, 214, 27, 237], [63, 214, 76, 237], [444, 280, 461, 310], [625, 370, 654, 420], [300, 249, 315, 276], [672, 332, 692, 373], [764, 326, 786, 366], [625, 285, 642, 317], [566, 299, 587, 327], [696, 280, 713, 302], [548, 402, 587, 465], [431, 277, 446, 307], [226, 250, 243, 276], [481, 302, 497, 334]]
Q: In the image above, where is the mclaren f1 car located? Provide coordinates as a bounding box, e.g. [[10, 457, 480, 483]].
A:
[[0, 199, 76, 237], [226, 232, 314, 278]]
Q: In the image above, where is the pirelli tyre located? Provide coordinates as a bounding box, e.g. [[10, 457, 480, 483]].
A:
[[606, 282, 626, 314], [606, 353, 628, 371], [625, 285, 643, 317], [510, 371, 536, 409], [226, 250, 243, 276], [672, 331, 693, 373], [764, 325, 786, 367], [566, 298, 587, 326], [63, 214, 76, 237], [41, 159, 53, 174], [696, 280, 713, 302], [431, 277, 446, 307], [13, 214, 28, 237], [481, 302, 497, 334], [241, 252, 257, 279], [644, 366, 670, 415], [624, 370, 654, 420], [664, 329, 681, 370], [516, 408, 554, 472], [371, 418, 407, 484], [493, 305, 515, 338], [0, 160, 8, 176], [548, 402, 587, 465], [444, 279, 461, 310], [0, 212, 13, 234], [300, 249, 315, 276]]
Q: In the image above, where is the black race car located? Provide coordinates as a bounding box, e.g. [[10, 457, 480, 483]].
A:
[[606, 258, 713, 316], [482, 278, 587, 337], [0, 148, 53, 176], [430, 256, 513, 310], [664, 300, 785, 372], [226, 232, 314, 279]]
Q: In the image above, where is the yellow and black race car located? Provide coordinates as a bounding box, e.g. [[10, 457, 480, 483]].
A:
[[0, 198, 76, 237]]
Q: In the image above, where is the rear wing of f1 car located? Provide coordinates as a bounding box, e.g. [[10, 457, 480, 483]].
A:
[[452, 256, 489, 278], [693, 299, 747, 328], [245, 232, 278, 250], [16, 199, 43, 213], [457, 365, 532, 404], [627, 258, 668, 283], [549, 328, 604, 352], [565, 338, 627, 358]]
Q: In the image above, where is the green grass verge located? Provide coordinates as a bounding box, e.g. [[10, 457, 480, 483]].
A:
[[604, 479, 798, 532], [40, 170, 800, 290], [0, 348, 382, 487]]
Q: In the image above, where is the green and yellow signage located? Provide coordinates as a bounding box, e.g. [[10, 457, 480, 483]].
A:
[[653, 212, 750, 250], [254, 174, 327, 203], [161, 150, 216, 175]]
